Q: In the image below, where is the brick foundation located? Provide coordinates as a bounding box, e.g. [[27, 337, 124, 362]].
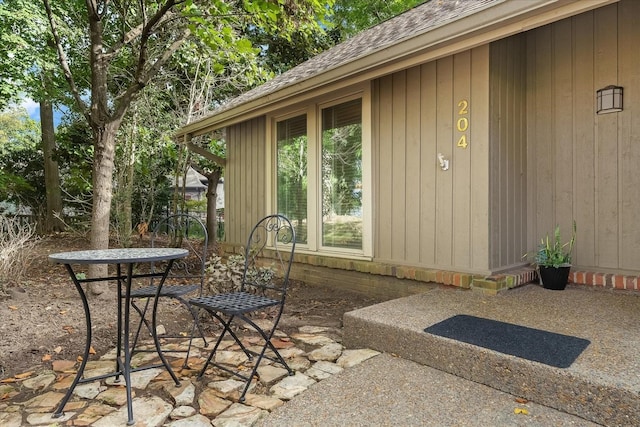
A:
[[218, 243, 638, 295]]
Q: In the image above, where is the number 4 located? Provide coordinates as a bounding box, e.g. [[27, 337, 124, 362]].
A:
[[457, 134, 468, 148]]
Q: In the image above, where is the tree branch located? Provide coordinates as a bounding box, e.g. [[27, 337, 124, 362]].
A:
[[112, 27, 190, 119], [42, 0, 89, 120]]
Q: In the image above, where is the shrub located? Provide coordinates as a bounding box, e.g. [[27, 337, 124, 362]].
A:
[[0, 215, 38, 297]]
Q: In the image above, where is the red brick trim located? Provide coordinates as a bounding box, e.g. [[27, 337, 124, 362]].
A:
[[570, 270, 639, 291]]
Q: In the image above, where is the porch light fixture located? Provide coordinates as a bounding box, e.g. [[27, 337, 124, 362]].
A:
[[596, 85, 623, 114]]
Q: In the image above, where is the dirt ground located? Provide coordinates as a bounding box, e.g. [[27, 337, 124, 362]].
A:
[[0, 235, 386, 380]]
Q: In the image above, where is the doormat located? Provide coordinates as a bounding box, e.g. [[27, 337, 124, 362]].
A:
[[424, 314, 590, 368]]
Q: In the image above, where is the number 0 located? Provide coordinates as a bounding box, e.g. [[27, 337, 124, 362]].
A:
[[456, 117, 469, 132]]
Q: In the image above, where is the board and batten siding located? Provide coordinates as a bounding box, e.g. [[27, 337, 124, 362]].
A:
[[225, 116, 267, 245], [526, 0, 640, 274], [372, 46, 491, 275], [488, 34, 528, 271]]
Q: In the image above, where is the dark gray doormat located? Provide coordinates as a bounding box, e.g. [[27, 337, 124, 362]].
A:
[[424, 315, 590, 368]]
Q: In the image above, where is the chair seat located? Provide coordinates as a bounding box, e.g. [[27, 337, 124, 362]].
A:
[[130, 284, 199, 298], [190, 292, 279, 315]]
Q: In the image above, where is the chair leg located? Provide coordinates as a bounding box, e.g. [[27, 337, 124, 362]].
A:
[[130, 298, 153, 353], [196, 309, 293, 403], [197, 315, 234, 378]]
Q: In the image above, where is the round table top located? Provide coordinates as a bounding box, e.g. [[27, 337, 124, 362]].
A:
[[49, 247, 189, 264]]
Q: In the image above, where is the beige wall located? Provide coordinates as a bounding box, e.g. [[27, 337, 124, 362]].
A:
[[222, 0, 640, 278], [489, 34, 528, 271], [225, 116, 267, 244], [372, 46, 491, 274], [526, 0, 640, 274]]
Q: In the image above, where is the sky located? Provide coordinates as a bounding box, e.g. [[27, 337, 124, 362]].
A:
[[20, 97, 66, 127]]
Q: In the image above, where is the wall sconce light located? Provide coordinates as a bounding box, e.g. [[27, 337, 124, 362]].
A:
[[596, 85, 623, 114]]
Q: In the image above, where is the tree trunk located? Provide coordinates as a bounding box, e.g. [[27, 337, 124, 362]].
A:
[[40, 100, 65, 233], [88, 120, 120, 294], [206, 169, 222, 245]]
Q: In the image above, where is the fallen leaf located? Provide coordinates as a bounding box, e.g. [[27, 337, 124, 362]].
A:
[[514, 408, 529, 415], [1, 392, 10, 400], [14, 371, 33, 379], [62, 326, 74, 334], [77, 356, 83, 362], [8, 306, 18, 310], [59, 310, 68, 315], [53, 346, 63, 354], [0, 378, 17, 384], [515, 397, 529, 404], [42, 354, 52, 362], [89, 346, 96, 355]]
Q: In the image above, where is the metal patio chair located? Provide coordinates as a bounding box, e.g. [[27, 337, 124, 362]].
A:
[[129, 213, 209, 365], [189, 214, 296, 402]]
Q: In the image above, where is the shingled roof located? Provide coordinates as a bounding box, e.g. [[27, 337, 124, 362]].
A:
[[201, 0, 501, 119], [179, 0, 610, 136]]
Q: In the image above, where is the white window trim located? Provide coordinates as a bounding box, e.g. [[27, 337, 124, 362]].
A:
[[268, 83, 372, 259]]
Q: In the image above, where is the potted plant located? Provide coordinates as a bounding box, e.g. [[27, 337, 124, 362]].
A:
[[532, 221, 576, 290]]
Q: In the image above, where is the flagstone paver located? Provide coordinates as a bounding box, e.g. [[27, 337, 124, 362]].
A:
[[1, 325, 379, 426]]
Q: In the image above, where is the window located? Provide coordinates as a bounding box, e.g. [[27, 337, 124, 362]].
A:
[[276, 114, 308, 244], [321, 99, 362, 249], [275, 95, 367, 255]]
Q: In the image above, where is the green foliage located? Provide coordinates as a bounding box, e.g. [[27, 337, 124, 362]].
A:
[[0, 108, 42, 208], [331, 0, 425, 40], [533, 221, 577, 268], [0, 0, 77, 108]]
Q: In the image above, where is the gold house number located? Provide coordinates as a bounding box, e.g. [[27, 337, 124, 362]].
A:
[[456, 100, 469, 149]]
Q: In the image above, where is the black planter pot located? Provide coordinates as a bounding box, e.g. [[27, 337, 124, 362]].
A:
[[538, 265, 571, 290]]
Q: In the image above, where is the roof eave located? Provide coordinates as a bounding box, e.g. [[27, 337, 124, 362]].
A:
[[177, 0, 618, 138]]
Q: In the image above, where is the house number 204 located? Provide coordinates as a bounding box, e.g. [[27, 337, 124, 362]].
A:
[[456, 100, 469, 149]]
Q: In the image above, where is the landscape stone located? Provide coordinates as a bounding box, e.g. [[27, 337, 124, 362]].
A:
[[72, 403, 114, 425], [95, 386, 132, 406], [307, 342, 343, 362], [270, 373, 316, 400], [336, 348, 380, 368], [215, 350, 249, 366], [257, 365, 288, 385], [198, 389, 231, 417], [287, 356, 312, 371], [169, 405, 197, 420], [73, 382, 105, 399], [22, 391, 64, 412], [0, 411, 23, 427], [213, 403, 268, 427], [278, 347, 306, 359], [243, 394, 284, 411], [2, 314, 383, 427], [305, 361, 344, 381], [207, 378, 247, 399], [290, 333, 335, 346], [105, 367, 162, 389], [164, 380, 195, 406], [26, 411, 75, 424], [166, 413, 211, 427], [92, 395, 172, 427]]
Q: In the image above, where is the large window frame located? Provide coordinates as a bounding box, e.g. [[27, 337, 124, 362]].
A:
[[268, 86, 372, 259]]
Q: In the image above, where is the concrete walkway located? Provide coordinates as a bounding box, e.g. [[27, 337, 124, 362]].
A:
[[257, 353, 599, 426]]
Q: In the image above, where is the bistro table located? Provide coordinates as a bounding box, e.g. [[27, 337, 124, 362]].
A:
[[49, 247, 188, 425]]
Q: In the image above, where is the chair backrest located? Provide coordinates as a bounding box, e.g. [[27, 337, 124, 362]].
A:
[[151, 213, 208, 290], [240, 214, 296, 301]]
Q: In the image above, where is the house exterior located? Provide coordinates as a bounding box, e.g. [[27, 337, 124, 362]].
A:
[[177, 0, 640, 295]]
